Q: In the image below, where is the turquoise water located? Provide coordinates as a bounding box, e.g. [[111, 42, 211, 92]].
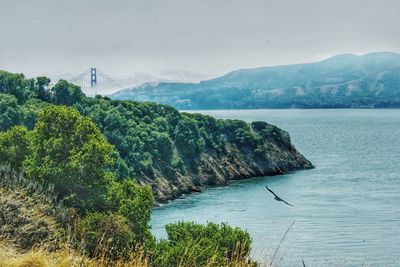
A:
[[150, 109, 400, 266]]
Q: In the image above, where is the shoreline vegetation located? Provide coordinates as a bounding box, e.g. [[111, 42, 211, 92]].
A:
[[0, 70, 312, 266]]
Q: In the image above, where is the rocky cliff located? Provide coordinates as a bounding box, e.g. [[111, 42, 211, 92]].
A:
[[149, 119, 313, 202]]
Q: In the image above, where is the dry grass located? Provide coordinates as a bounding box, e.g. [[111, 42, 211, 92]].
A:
[[0, 240, 149, 267], [0, 238, 262, 267], [0, 165, 68, 224], [0, 165, 68, 251]]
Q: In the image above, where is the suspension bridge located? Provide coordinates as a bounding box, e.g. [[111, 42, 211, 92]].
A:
[[69, 67, 114, 92]]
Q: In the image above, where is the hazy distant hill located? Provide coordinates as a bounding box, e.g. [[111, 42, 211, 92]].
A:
[[110, 52, 400, 109]]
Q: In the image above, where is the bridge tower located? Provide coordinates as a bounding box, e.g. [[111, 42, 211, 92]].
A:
[[90, 67, 97, 88], [69, 67, 113, 90]]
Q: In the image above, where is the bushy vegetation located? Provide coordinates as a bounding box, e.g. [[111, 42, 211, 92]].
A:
[[0, 126, 29, 169], [0, 165, 254, 266], [0, 107, 154, 259], [23, 105, 114, 211], [154, 222, 253, 266], [0, 70, 264, 265]]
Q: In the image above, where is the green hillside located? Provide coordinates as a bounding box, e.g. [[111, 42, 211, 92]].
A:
[[111, 52, 400, 109]]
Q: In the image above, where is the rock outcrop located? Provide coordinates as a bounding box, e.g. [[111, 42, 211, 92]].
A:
[[150, 121, 313, 203]]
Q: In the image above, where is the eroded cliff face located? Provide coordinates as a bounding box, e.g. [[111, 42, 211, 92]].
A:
[[149, 121, 313, 203]]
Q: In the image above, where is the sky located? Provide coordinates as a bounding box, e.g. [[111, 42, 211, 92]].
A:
[[1, 0, 400, 87]]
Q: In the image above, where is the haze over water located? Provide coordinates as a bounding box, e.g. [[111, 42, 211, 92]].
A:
[[151, 109, 400, 266]]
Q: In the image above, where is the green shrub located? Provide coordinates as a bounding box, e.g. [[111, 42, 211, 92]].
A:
[[0, 94, 22, 131], [51, 80, 84, 106], [152, 132, 174, 163], [171, 155, 184, 171], [250, 121, 269, 132], [235, 127, 256, 146], [106, 179, 154, 245], [174, 116, 205, 158], [252, 121, 292, 147], [23, 105, 114, 212], [153, 221, 252, 266], [0, 126, 29, 169], [0, 70, 32, 103], [79, 212, 135, 259]]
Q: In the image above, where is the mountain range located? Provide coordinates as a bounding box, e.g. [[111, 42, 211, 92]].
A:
[[110, 52, 400, 109]]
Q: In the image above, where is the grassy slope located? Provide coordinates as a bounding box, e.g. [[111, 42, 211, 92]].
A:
[[0, 168, 259, 266], [0, 167, 149, 266]]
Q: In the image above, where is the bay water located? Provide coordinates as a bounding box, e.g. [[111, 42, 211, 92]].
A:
[[151, 109, 400, 266]]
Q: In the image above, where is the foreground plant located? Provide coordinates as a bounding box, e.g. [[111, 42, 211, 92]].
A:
[[153, 221, 255, 266]]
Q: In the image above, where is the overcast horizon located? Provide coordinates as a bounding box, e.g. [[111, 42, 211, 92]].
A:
[[1, 0, 400, 85]]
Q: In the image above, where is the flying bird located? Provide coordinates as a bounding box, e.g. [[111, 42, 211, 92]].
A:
[[265, 186, 293, 206]]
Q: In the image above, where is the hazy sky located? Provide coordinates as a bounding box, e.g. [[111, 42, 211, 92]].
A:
[[1, 0, 400, 81]]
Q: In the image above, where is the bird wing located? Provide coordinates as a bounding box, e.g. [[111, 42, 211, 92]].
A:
[[266, 185, 293, 206], [265, 186, 278, 198], [281, 199, 293, 206]]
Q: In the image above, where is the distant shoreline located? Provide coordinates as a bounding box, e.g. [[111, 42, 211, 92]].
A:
[[179, 107, 400, 111]]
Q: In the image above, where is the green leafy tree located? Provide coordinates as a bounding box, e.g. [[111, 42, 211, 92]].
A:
[[174, 116, 205, 158], [0, 70, 30, 103], [0, 94, 21, 131], [152, 132, 174, 163], [51, 80, 84, 106], [20, 98, 49, 130], [235, 127, 256, 146], [0, 126, 29, 169], [36, 76, 51, 101], [106, 179, 154, 244], [23, 105, 114, 211]]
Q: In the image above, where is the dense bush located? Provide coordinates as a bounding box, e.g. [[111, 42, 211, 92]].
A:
[[23, 105, 114, 211], [52, 80, 84, 106], [0, 71, 33, 103], [0, 94, 22, 131], [174, 116, 204, 158], [79, 212, 135, 259], [106, 179, 154, 245], [153, 221, 252, 266], [252, 121, 291, 148], [0, 126, 29, 169]]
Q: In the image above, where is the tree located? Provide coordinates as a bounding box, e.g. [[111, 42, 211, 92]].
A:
[[152, 132, 174, 163], [0, 126, 29, 169], [0, 70, 29, 103], [174, 116, 204, 158], [23, 105, 114, 211], [0, 94, 21, 131], [106, 179, 153, 244], [51, 80, 84, 106], [36, 76, 51, 101]]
